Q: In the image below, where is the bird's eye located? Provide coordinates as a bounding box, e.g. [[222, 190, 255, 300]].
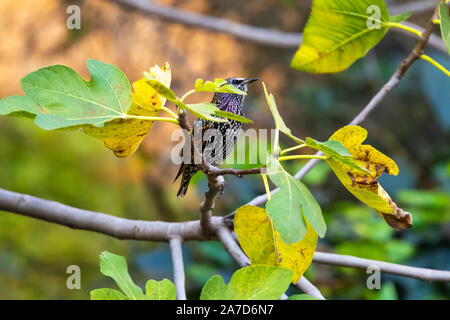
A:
[[231, 79, 239, 85]]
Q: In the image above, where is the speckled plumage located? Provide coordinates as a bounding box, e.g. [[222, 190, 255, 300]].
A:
[[175, 77, 257, 197]]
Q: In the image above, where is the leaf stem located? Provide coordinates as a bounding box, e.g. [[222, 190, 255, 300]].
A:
[[288, 135, 306, 145], [280, 144, 307, 155], [420, 54, 450, 77], [261, 174, 271, 201], [278, 155, 328, 162], [160, 106, 178, 119], [385, 22, 423, 37], [125, 115, 180, 124], [180, 90, 196, 103]]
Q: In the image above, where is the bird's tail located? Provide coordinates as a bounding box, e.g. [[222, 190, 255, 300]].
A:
[[174, 164, 199, 197]]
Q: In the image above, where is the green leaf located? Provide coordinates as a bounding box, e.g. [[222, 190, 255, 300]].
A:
[[262, 83, 303, 144], [439, 3, 450, 55], [194, 78, 247, 95], [185, 103, 228, 122], [187, 103, 252, 123], [0, 95, 40, 118], [389, 10, 412, 23], [214, 110, 253, 124], [145, 279, 176, 300], [295, 178, 327, 238], [0, 60, 132, 130], [200, 265, 293, 300], [200, 275, 228, 300], [305, 137, 371, 174], [90, 288, 128, 300], [287, 294, 321, 300], [377, 282, 398, 300], [99, 251, 144, 300], [145, 77, 252, 123], [266, 156, 326, 243], [291, 0, 390, 73]]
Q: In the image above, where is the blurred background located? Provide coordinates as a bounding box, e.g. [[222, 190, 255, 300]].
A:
[[0, 0, 448, 299]]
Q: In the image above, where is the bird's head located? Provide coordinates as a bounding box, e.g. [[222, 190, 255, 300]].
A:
[[225, 77, 259, 93]]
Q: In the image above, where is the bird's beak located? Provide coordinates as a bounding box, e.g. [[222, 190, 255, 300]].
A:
[[244, 78, 259, 84]]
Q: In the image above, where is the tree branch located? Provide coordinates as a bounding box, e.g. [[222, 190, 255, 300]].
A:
[[313, 252, 450, 282], [200, 175, 224, 235], [0, 187, 449, 284], [296, 277, 326, 300], [0, 187, 215, 242], [390, 1, 437, 15], [107, 0, 447, 53], [216, 225, 250, 268], [169, 237, 187, 300], [108, 0, 302, 48]]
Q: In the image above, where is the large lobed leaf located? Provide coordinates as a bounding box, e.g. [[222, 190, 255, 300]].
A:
[[200, 265, 293, 300], [235, 205, 317, 283], [0, 60, 172, 157], [1, 59, 132, 129], [83, 63, 172, 157], [291, 0, 392, 73]]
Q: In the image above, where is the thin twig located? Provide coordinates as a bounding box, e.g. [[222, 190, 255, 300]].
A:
[[199, 163, 263, 177], [313, 252, 450, 282], [169, 237, 187, 300]]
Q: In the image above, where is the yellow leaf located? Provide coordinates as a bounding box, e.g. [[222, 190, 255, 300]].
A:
[[83, 63, 171, 157], [235, 205, 317, 283], [327, 125, 412, 229]]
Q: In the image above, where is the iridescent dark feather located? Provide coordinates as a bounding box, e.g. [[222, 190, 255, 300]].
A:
[[175, 77, 257, 197]]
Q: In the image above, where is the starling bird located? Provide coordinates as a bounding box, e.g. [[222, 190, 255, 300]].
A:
[[175, 77, 258, 197]]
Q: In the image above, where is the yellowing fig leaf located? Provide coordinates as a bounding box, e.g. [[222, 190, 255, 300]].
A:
[[0, 60, 132, 128], [291, 0, 390, 73], [235, 205, 318, 283], [327, 126, 412, 229], [0, 60, 173, 158], [83, 70, 169, 157]]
